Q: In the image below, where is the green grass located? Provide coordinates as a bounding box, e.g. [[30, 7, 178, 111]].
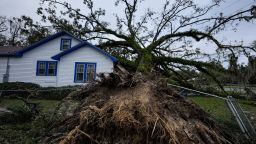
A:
[[0, 99, 61, 144], [0, 123, 37, 144], [189, 96, 256, 128], [238, 99, 256, 111], [189, 96, 232, 122], [0, 99, 60, 112]]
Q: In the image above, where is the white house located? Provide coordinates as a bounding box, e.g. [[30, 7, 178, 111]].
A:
[[0, 31, 118, 87]]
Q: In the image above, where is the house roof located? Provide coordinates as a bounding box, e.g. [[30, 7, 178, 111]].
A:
[[16, 31, 83, 56], [0, 31, 118, 63], [0, 31, 83, 57], [51, 41, 118, 62], [0, 46, 24, 56]]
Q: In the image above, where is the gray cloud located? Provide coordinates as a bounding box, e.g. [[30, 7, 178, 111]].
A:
[[0, 0, 255, 64]]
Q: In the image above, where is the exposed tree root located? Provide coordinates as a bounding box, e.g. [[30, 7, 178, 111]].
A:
[[45, 66, 236, 144]]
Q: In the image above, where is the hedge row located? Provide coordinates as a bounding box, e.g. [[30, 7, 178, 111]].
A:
[[0, 82, 77, 100]]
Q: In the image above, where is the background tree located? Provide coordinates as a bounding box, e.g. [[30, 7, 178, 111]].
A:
[[0, 16, 7, 46], [0, 16, 7, 33], [0, 16, 51, 46], [20, 16, 51, 46], [36, 0, 256, 85], [8, 17, 24, 46]]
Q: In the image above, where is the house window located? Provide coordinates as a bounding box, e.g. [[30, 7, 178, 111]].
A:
[[48, 62, 57, 76], [86, 64, 96, 82], [74, 62, 96, 83], [36, 61, 57, 76], [60, 38, 71, 50], [76, 64, 85, 82], [38, 62, 46, 76]]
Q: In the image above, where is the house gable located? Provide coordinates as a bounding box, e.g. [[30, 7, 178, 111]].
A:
[[56, 44, 115, 86], [51, 41, 118, 62], [15, 31, 83, 57]]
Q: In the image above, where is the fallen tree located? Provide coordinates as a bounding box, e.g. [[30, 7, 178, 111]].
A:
[[44, 66, 237, 144], [38, 0, 256, 87]]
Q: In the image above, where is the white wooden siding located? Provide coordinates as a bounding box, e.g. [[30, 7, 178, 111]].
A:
[[0, 57, 7, 82], [5, 35, 81, 87], [57, 45, 114, 86]]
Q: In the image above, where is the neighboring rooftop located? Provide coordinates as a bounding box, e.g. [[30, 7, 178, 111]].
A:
[[0, 46, 23, 56]]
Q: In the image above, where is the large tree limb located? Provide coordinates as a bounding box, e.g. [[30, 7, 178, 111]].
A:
[[41, 0, 129, 41]]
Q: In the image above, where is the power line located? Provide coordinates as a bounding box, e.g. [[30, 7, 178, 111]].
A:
[[216, 0, 241, 15], [207, 0, 255, 26], [236, 1, 256, 12]]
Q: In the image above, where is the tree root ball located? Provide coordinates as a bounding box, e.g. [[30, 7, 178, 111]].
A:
[[46, 75, 235, 144]]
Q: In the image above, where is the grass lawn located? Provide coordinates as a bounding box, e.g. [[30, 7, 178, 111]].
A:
[[238, 99, 256, 111], [0, 99, 61, 144], [189, 96, 232, 122], [0, 123, 37, 144], [0, 99, 60, 112], [189, 96, 256, 128]]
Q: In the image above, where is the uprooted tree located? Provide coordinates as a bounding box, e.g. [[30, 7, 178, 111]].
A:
[[42, 67, 239, 144], [38, 0, 256, 85], [35, 1, 256, 143]]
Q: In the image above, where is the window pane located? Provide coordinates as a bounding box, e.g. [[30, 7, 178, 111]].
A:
[[76, 64, 84, 82], [48, 62, 56, 76], [38, 62, 46, 75], [48, 69, 54, 75], [61, 39, 71, 50], [87, 72, 94, 82], [86, 64, 95, 82], [39, 63, 45, 69], [62, 44, 69, 50], [63, 40, 70, 45], [77, 64, 84, 73], [76, 73, 84, 81]]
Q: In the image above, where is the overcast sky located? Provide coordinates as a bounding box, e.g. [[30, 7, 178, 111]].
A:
[[0, 0, 256, 64]]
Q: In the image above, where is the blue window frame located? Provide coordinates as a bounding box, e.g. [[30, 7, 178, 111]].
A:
[[36, 61, 57, 76], [60, 38, 72, 51], [74, 62, 96, 83]]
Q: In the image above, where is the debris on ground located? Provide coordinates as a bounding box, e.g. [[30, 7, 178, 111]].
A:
[[44, 65, 236, 144], [0, 107, 12, 114]]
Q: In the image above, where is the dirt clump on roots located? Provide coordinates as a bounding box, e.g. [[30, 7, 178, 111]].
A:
[[45, 68, 235, 144]]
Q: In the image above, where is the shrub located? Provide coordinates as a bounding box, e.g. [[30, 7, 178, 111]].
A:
[[0, 82, 40, 98], [0, 105, 34, 124], [0, 111, 63, 144], [0, 82, 77, 100], [0, 82, 40, 90], [38, 87, 74, 100]]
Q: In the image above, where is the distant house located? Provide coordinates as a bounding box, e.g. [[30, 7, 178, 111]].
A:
[[0, 31, 118, 87]]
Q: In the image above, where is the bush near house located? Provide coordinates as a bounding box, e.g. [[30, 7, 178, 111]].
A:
[[0, 82, 76, 100], [0, 105, 34, 124], [0, 82, 40, 98], [0, 99, 64, 144]]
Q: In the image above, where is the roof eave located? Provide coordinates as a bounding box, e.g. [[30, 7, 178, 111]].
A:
[[0, 53, 22, 57], [51, 42, 118, 63], [16, 31, 83, 56], [51, 55, 60, 61]]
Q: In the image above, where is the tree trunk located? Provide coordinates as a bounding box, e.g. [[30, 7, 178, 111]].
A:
[[137, 50, 154, 74]]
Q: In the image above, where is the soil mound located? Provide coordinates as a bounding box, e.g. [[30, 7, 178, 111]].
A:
[[46, 68, 234, 144]]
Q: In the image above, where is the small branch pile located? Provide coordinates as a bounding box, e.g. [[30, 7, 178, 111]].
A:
[[45, 66, 235, 144]]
